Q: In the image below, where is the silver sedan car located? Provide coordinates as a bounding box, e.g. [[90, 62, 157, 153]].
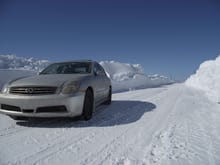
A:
[[0, 60, 112, 120]]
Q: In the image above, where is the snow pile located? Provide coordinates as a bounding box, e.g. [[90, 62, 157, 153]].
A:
[[185, 55, 220, 102], [100, 61, 143, 82], [100, 61, 173, 92], [0, 55, 49, 72]]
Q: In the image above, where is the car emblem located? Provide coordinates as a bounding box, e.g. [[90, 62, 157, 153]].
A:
[[26, 88, 34, 94]]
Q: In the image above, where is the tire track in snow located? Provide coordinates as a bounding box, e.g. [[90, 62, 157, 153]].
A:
[[189, 91, 220, 165], [180, 87, 220, 165], [142, 85, 194, 165]]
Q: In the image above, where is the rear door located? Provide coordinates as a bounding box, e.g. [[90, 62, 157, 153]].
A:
[[93, 63, 106, 103]]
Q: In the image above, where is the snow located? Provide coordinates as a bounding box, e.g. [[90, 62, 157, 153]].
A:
[[1, 84, 220, 165], [185, 55, 220, 102], [0, 55, 49, 72], [100, 61, 173, 92]]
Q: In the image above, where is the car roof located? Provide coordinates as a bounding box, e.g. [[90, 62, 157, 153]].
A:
[[52, 60, 96, 64]]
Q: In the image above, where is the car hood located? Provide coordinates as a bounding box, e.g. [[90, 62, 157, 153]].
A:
[[9, 74, 89, 87]]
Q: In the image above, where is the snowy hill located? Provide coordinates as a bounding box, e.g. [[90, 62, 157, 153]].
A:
[[185, 55, 220, 102], [0, 55, 173, 92]]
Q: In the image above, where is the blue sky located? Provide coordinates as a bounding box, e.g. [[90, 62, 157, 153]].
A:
[[0, 0, 220, 80]]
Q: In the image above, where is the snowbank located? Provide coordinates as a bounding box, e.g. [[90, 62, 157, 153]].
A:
[[185, 55, 220, 102], [100, 61, 173, 92], [0, 55, 49, 72]]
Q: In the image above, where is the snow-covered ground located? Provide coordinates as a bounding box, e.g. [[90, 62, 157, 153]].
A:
[[0, 83, 220, 165]]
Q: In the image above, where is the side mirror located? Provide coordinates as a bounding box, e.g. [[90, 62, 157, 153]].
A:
[[94, 70, 102, 76]]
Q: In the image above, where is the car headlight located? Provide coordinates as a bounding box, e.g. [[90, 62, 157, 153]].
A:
[[61, 81, 80, 94], [1, 85, 9, 94]]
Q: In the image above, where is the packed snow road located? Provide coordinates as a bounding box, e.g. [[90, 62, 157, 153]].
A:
[[0, 84, 220, 165]]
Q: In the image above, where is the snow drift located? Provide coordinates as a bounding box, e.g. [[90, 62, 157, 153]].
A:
[[100, 61, 173, 92], [185, 55, 220, 102], [0, 55, 173, 92]]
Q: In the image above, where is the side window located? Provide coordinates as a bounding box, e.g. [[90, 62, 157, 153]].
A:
[[94, 63, 106, 76], [98, 64, 106, 76]]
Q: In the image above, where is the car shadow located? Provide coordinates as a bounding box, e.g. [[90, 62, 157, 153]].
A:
[[16, 100, 156, 128]]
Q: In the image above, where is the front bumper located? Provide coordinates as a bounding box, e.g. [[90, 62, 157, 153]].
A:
[[0, 92, 85, 117]]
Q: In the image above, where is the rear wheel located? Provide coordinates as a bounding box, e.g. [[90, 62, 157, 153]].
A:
[[82, 89, 94, 121]]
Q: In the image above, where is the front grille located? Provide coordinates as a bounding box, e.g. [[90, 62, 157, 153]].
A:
[[9, 86, 57, 95], [1, 104, 21, 112], [36, 106, 67, 113]]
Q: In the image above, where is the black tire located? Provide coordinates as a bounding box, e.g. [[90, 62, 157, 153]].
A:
[[105, 87, 112, 105], [9, 115, 27, 120], [82, 89, 94, 121]]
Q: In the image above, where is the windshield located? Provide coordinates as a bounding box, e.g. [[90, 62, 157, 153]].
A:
[[40, 62, 92, 75]]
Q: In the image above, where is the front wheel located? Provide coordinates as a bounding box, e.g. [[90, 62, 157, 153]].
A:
[[105, 87, 112, 105], [82, 89, 94, 121]]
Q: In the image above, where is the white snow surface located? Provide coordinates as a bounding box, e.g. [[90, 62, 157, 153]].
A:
[[0, 55, 173, 92], [1, 84, 220, 165], [185, 55, 220, 102]]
